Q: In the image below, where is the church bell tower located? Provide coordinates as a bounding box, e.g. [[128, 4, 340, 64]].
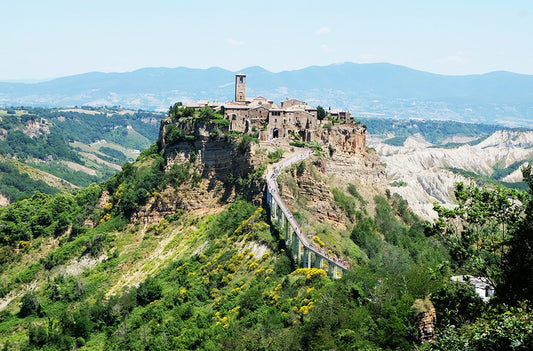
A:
[[235, 73, 246, 102]]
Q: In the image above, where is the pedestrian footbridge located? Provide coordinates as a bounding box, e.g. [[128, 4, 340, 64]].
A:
[[265, 150, 349, 278]]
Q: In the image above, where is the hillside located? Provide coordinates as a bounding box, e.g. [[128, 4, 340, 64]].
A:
[[0, 105, 531, 350], [0, 106, 450, 350], [2, 63, 533, 127], [0, 107, 162, 204]]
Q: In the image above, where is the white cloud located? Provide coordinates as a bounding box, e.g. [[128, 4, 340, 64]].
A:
[[226, 38, 245, 46], [315, 27, 331, 34], [320, 44, 330, 51]]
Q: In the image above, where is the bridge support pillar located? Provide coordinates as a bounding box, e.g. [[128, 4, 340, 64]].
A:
[[297, 241, 302, 264], [314, 253, 321, 268], [293, 236, 299, 262]]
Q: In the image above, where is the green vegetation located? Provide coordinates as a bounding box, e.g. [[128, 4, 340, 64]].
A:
[[0, 161, 59, 202], [426, 168, 533, 349], [431, 181, 528, 294], [347, 183, 367, 206], [332, 187, 357, 220], [0, 107, 163, 195], [98, 146, 128, 164], [267, 148, 284, 163], [1, 108, 532, 349], [492, 158, 532, 180], [316, 105, 326, 121], [383, 136, 407, 146], [446, 166, 528, 191]]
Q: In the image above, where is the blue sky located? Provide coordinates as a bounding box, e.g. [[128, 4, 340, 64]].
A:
[[1, 0, 532, 81]]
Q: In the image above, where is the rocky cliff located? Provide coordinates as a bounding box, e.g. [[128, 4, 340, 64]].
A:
[[315, 123, 367, 155], [277, 147, 386, 230], [131, 118, 268, 223], [133, 117, 375, 225]]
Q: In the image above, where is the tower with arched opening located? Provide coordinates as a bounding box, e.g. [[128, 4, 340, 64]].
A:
[[235, 73, 246, 102]]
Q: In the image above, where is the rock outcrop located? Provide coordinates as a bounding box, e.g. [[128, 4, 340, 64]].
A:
[[413, 299, 437, 344], [316, 124, 366, 154]]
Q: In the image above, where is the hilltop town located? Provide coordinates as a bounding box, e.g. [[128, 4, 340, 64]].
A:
[[185, 74, 366, 153]]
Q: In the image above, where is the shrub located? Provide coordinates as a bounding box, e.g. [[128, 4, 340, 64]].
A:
[[268, 148, 284, 163], [292, 268, 327, 280], [347, 183, 367, 207], [137, 277, 163, 306], [331, 188, 356, 220]]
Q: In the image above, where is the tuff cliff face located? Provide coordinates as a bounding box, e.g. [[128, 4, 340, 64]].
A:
[[316, 124, 367, 154], [277, 149, 386, 230], [131, 119, 266, 223], [135, 117, 376, 225]]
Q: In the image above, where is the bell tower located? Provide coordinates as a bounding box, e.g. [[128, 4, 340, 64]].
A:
[[235, 73, 246, 102]]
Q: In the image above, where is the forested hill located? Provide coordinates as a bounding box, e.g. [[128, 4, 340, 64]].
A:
[[0, 107, 162, 203], [2, 62, 533, 126]]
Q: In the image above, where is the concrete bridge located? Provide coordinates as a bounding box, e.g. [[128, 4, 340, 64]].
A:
[[265, 149, 349, 278]]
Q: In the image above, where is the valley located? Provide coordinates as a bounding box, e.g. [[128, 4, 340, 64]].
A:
[[0, 107, 162, 203], [363, 119, 533, 219]]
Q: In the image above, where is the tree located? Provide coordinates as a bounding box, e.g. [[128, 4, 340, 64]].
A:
[[316, 106, 326, 121], [501, 165, 533, 303], [136, 277, 162, 306], [19, 291, 42, 318], [432, 182, 527, 292]]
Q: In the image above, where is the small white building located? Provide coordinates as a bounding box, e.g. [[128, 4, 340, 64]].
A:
[[451, 275, 495, 302]]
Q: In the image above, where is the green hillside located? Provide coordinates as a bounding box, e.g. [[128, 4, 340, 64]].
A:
[[0, 107, 163, 203], [0, 111, 531, 350]]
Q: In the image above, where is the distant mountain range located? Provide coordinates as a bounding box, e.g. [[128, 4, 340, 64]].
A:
[[1, 62, 533, 127]]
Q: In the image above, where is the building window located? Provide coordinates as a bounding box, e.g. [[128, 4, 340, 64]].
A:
[[232, 114, 236, 120]]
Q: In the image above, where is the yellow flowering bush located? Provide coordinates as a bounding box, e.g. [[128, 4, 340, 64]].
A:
[[313, 235, 325, 247], [291, 268, 327, 280]]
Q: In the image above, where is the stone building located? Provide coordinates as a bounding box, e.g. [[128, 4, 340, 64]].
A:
[[188, 74, 359, 147]]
